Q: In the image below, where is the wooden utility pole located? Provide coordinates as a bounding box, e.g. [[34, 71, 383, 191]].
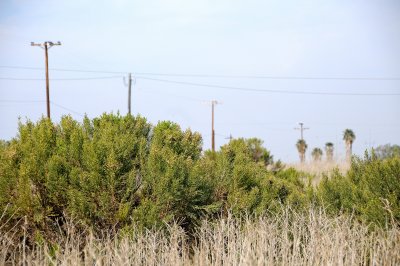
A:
[[124, 73, 132, 115], [211, 100, 220, 152], [294, 122, 309, 140], [128, 73, 132, 115], [31, 41, 61, 119], [124, 73, 134, 115]]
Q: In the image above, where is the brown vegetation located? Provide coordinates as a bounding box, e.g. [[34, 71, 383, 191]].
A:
[[1, 208, 399, 265]]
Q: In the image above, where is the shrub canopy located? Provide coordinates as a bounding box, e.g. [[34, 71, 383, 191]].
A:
[[0, 114, 398, 243]]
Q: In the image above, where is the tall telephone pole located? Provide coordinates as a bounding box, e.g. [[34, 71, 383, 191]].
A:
[[211, 100, 221, 152], [31, 41, 61, 119], [294, 122, 309, 140], [202, 100, 220, 151], [124, 73, 135, 115]]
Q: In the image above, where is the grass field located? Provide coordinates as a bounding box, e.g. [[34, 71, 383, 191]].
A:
[[2, 208, 399, 265]]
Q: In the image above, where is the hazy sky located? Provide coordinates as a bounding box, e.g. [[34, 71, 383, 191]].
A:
[[1, 0, 399, 162]]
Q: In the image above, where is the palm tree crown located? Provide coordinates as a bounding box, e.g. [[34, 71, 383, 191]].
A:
[[343, 129, 356, 162], [296, 139, 307, 153], [325, 142, 334, 148], [312, 147, 323, 161], [296, 139, 308, 163], [325, 142, 334, 161], [343, 129, 356, 144]]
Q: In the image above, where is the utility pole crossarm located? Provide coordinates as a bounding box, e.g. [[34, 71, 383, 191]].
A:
[[31, 41, 61, 48], [30, 42, 42, 47], [294, 122, 309, 140]]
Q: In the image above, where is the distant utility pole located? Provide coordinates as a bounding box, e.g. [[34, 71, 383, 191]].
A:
[[124, 73, 135, 115], [205, 100, 220, 152], [31, 41, 61, 119], [294, 122, 309, 140], [225, 134, 233, 141]]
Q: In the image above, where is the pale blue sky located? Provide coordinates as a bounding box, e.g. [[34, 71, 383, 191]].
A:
[[0, 0, 399, 162]]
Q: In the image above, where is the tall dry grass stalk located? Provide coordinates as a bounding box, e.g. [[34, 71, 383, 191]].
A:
[[288, 161, 350, 186], [1, 208, 399, 265]]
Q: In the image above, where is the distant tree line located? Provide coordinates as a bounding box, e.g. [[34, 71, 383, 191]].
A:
[[374, 144, 400, 159], [296, 129, 356, 163]]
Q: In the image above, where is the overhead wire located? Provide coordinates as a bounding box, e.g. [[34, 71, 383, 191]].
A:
[[50, 102, 85, 117], [0, 100, 45, 103], [1, 65, 400, 97], [1, 75, 399, 96], [136, 76, 400, 96], [0, 100, 83, 116], [135, 73, 400, 81], [1, 65, 400, 80], [0, 76, 122, 81], [0, 65, 126, 74], [138, 87, 205, 102], [2, 66, 398, 146]]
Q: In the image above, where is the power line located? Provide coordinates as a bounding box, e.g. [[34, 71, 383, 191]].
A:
[[1, 65, 400, 80], [2, 74, 399, 95], [0, 100, 45, 103], [0, 99, 84, 117], [0, 100, 84, 119], [140, 89, 205, 102], [215, 132, 232, 139], [50, 102, 84, 117], [135, 73, 400, 81], [0, 65, 126, 74], [0, 76, 122, 81], [136, 77, 400, 96]]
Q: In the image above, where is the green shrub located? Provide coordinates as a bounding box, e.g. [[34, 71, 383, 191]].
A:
[[317, 152, 400, 226], [1, 114, 398, 245], [136, 121, 215, 231], [0, 114, 151, 239]]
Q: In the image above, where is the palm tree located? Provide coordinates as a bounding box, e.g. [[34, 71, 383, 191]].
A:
[[343, 129, 356, 162], [296, 139, 308, 163], [311, 148, 323, 162], [325, 142, 334, 162]]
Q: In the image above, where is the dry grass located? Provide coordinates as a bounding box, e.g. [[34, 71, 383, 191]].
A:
[[1, 208, 399, 265], [287, 160, 350, 186]]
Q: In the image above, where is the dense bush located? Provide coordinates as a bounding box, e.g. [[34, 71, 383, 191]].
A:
[[0, 114, 304, 239], [317, 152, 400, 226], [134, 121, 213, 230], [0, 114, 399, 244], [0, 114, 151, 235]]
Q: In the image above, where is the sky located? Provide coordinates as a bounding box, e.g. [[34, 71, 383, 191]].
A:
[[0, 0, 399, 162]]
